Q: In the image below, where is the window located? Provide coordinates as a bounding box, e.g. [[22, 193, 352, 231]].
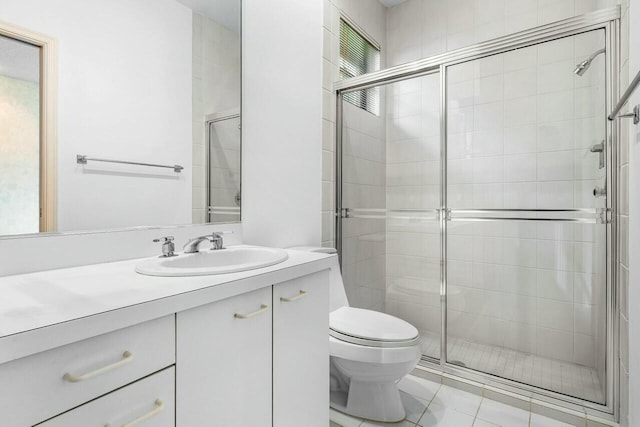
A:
[[339, 18, 380, 115]]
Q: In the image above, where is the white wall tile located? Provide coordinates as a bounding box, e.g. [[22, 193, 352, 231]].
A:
[[504, 125, 537, 154], [504, 154, 537, 182], [473, 156, 504, 183], [537, 181, 574, 208], [537, 240, 575, 271], [504, 68, 537, 99], [504, 96, 537, 127], [502, 238, 537, 267], [536, 327, 573, 362], [538, 269, 574, 302], [537, 90, 574, 123], [537, 151, 574, 181], [475, 75, 504, 105]]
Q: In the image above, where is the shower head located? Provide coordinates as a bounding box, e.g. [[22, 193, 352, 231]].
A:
[[573, 60, 590, 76], [574, 48, 606, 76]]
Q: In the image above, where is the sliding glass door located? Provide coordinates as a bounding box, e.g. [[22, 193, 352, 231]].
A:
[[339, 72, 442, 360], [444, 30, 607, 403], [337, 24, 612, 406]]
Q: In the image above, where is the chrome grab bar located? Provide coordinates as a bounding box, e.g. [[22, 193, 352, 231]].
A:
[[609, 68, 640, 122], [77, 155, 184, 173], [444, 208, 609, 224], [340, 208, 610, 224], [341, 208, 439, 221]]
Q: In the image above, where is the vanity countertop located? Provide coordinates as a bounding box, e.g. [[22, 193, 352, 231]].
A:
[[0, 246, 334, 364]]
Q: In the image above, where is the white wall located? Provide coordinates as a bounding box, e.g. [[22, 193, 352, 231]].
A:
[[626, 0, 639, 424], [242, 0, 322, 248], [0, 0, 193, 232]]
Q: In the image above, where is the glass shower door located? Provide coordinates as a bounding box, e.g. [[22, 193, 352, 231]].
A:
[[339, 72, 442, 360], [444, 30, 608, 403], [208, 115, 241, 223]]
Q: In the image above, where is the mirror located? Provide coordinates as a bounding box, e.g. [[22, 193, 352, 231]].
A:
[[0, 0, 241, 238]]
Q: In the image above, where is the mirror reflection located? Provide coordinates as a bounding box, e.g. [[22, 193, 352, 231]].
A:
[[0, 35, 41, 235], [0, 0, 241, 238]]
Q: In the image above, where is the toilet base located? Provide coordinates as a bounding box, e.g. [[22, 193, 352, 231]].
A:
[[330, 379, 406, 423]]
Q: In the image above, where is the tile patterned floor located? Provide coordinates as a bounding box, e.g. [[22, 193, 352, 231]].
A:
[[329, 375, 585, 427], [419, 332, 604, 403]]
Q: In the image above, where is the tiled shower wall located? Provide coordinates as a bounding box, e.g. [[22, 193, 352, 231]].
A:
[[192, 13, 240, 223], [322, 0, 387, 311]]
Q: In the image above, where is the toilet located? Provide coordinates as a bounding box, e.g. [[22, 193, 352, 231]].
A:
[[294, 247, 422, 422]]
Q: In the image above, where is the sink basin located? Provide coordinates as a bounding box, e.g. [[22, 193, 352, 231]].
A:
[[135, 246, 289, 276]]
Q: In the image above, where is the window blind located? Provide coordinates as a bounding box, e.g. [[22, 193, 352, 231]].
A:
[[339, 18, 380, 115]]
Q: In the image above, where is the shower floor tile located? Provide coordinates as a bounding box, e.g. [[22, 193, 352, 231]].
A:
[[418, 332, 605, 404]]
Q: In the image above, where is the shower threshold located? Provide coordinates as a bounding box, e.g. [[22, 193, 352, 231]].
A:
[[419, 331, 604, 404]]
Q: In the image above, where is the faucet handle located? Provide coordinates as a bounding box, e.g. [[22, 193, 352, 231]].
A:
[[208, 231, 233, 250], [153, 236, 177, 258]]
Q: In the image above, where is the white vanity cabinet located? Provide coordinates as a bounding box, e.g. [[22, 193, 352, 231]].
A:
[[0, 252, 332, 427], [177, 270, 329, 427]]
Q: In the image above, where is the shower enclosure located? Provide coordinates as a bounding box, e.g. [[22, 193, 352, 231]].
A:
[[335, 8, 619, 415], [207, 112, 241, 223]]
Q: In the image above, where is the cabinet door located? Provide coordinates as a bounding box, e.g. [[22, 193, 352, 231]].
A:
[[176, 286, 272, 426], [273, 270, 330, 427], [39, 367, 175, 427]]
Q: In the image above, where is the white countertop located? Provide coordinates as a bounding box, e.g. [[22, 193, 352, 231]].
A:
[[0, 246, 334, 364]]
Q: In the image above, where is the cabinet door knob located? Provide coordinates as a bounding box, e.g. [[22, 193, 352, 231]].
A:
[[234, 304, 269, 319], [63, 351, 134, 383], [280, 290, 308, 302], [104, 399, 164, 427]]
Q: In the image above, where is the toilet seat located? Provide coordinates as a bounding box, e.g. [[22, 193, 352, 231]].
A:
[[330, 306, 419, 348]]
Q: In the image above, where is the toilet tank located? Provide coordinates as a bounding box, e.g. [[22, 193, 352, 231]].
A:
[[289, 247, 349, 311]]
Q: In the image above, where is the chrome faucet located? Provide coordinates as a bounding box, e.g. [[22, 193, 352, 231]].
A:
[[183, 232, 226, 253], [210, 233, 224, 250], [153, 236, 177, 258]]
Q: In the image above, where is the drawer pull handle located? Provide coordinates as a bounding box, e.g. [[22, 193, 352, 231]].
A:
[[105, 399, 164, 427], [234, 304, 269, 319], [63, 351, 133, 383], [280, 290, 308, 302]]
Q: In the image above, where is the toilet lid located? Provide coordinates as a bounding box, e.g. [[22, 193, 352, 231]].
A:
[[330, 307, 419, 346]]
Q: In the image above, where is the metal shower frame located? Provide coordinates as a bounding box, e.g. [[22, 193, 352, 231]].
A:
[[334, 7, 621, 420]]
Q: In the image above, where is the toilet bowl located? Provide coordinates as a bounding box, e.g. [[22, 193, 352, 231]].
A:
[[292, 247, 422, 422]]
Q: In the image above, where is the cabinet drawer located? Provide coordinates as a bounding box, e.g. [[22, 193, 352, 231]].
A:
[[0, 315, 175, 427], [38, 366, 175, 427]]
